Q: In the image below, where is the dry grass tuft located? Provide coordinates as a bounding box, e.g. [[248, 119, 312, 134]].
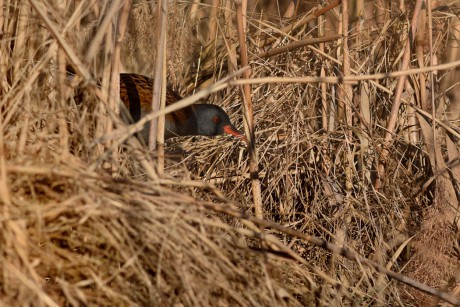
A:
[[4, 152, 315, 306], [1, 0, 460, 306]]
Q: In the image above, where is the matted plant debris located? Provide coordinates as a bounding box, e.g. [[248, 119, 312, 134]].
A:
[[1, 1, 459, 306]]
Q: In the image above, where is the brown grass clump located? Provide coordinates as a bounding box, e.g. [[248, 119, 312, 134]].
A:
[[4, 151, 314, 306], [1, 0, 460, 306]]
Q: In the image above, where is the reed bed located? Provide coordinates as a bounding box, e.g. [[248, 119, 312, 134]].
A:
[[1, 0, 460, 306]]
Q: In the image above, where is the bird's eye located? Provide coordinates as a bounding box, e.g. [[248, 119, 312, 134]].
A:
[[213, 116, 220, 123]]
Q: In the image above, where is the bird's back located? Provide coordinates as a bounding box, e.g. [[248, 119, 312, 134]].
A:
[[119, 73, 195, 139]]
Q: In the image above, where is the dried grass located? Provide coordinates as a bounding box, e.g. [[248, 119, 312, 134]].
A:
[[1, 0, 460, 306]]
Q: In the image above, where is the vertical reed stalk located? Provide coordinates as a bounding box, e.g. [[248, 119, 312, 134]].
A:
[[151, 0, 168, 176], [109, 0, 131, 175], [319, 14, 328, 131], [375, 0, 424, 190], [235, 0, 263, 219]]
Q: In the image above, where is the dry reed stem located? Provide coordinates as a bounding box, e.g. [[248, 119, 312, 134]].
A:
[[0, 107, 11, 208], [108, 0, 131, 175], [150, 0, 168, 177], [235, 0, 263, 220], [256, 34, 342, 59], [100, 18, 113, 168], [319, 13, 328, 131], [150, 0, 165, 152], [57, 49, 69, 156], [204, 0, 219, 62], [331, 0, 354, 299], [375, 0, 424, 189], [156, 42, 167, 175], [340, 0, 353, 192], [229, 59, 460, 84], [416, 4, 428, 112]]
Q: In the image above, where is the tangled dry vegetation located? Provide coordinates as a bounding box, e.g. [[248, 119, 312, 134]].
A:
[[1, 0, 460, 306]]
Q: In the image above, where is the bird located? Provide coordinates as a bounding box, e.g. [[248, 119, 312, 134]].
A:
[[118, 73, 247, 144], [66, 66, 247, 144]]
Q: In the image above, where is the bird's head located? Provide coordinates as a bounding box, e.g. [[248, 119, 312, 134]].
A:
[[194, 104, 247, 143]]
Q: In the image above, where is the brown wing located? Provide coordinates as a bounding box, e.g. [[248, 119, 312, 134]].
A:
[[119, 74, 192, 130], [120, 74, 153, 121]]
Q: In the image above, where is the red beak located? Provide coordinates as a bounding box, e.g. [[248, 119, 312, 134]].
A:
[[223, 125, 248, 144]]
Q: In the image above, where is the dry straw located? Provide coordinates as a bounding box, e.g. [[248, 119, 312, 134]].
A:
[[1, 0, 460, 306]]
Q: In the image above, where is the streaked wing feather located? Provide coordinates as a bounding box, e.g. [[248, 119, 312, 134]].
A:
[[120, 73, 193, 138]]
